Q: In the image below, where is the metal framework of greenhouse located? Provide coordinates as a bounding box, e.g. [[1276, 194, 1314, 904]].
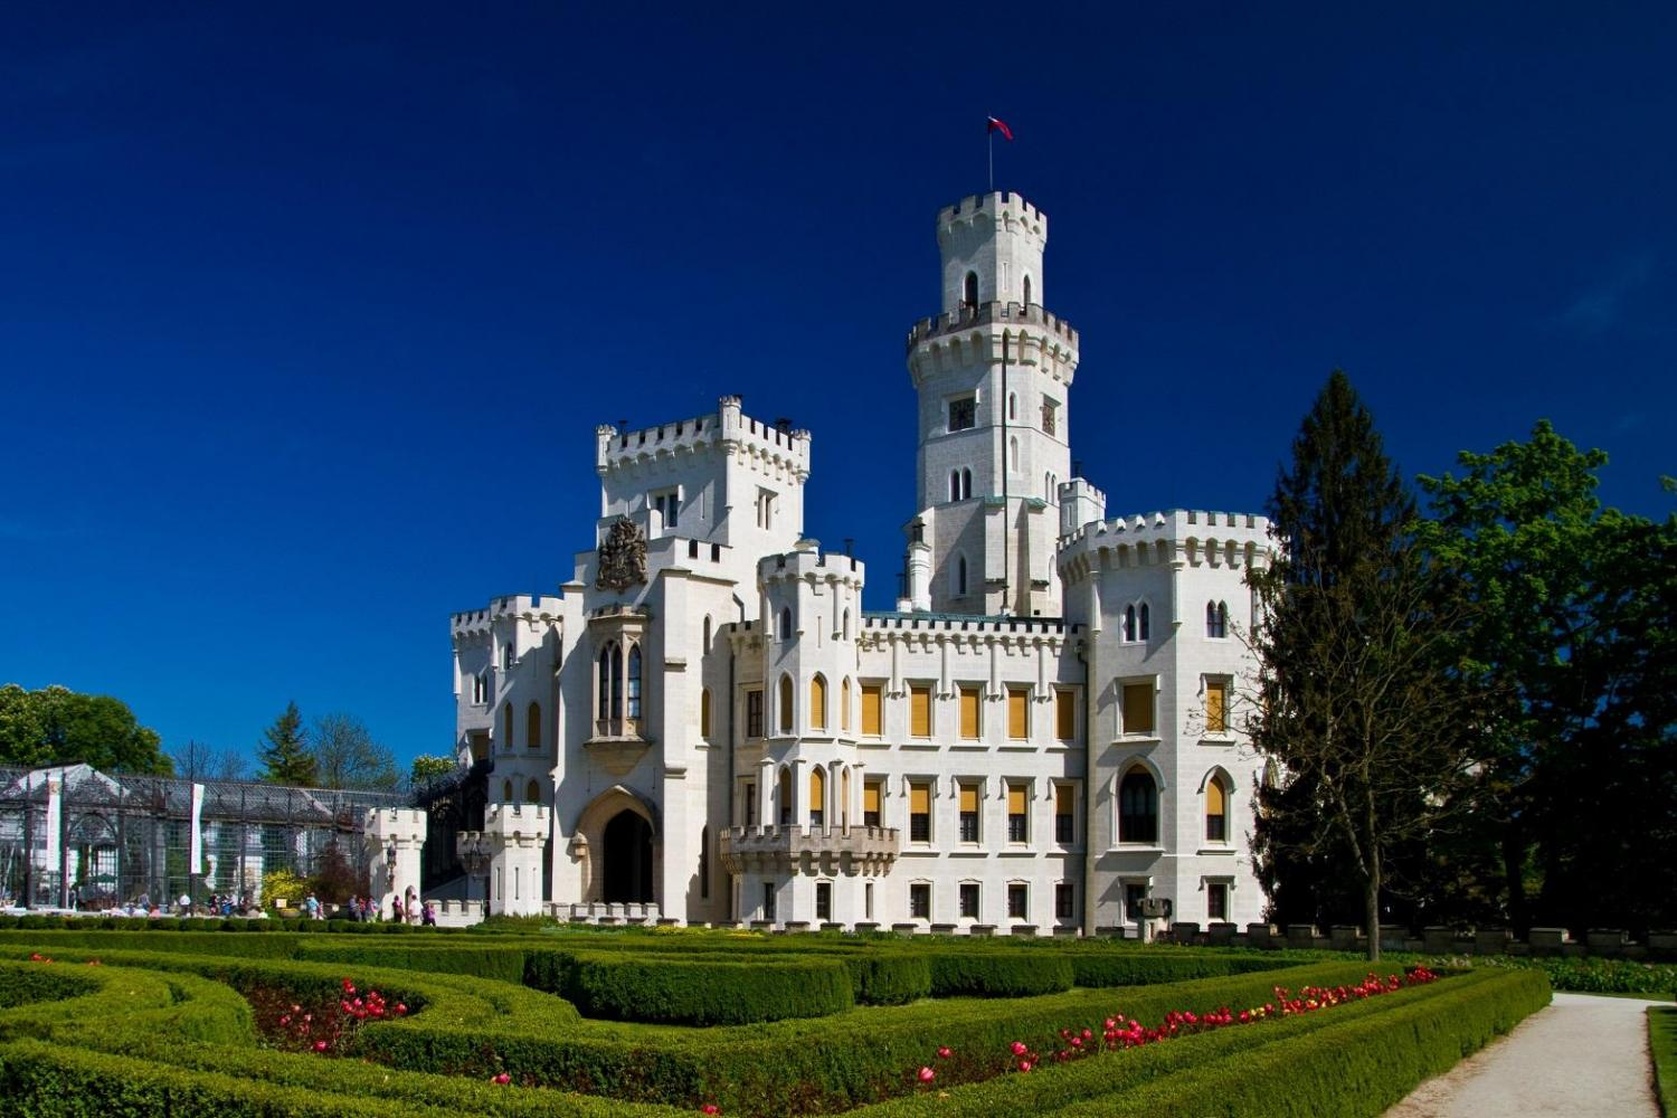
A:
[[0, 764, 406, 910]]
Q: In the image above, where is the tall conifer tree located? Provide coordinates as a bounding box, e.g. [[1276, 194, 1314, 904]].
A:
[[258, 701, 317, 786]]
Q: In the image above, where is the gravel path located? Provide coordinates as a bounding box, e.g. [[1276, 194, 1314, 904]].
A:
[[1382, 992, 1663, 1118]]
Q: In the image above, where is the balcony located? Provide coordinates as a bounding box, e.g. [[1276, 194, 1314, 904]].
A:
[[583, 719, 650, 777], [720, 824, 900, 877]]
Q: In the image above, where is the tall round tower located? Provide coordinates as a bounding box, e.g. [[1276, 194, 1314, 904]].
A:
[[904, 192, 1081, 617]]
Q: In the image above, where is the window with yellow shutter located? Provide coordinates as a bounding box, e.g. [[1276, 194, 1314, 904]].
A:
[[1122, 681, 1155, 735], [841, 678, 852, 732], [910, 684, 932, 737], [861, 683, 883, 736], [909, 781, 930, 842], [1054, 783, 1075, 843], [863, 780, 882, 827], [1206, 677, 1228, 734], [959, 685, 981, 739], [809, 674, 828, 731], [1055, 689, 1076, 740], [1007, 687, 1029, 739], [959, 783, 980, 842], [1007, 783, 1028, 842]]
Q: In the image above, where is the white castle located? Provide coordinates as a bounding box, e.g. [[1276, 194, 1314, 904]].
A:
[[446, 191, 1272, 935]]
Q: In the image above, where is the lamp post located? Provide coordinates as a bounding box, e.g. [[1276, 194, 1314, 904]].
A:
[[384, 840, 399, 919], [457, 832, 491, 916]]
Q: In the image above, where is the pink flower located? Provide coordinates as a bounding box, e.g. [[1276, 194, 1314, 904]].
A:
[[492, 1072, 511, 1085], [917, 1066, 935, 1083], [1010, 1041, 1028, 1056], [700, 1106, 721, 1116], [936, 1046, 951, 1059], [313, 1040, 328, 1053], [1018, 1059, 1033, 1073]]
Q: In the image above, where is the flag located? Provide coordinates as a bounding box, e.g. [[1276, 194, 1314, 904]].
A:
[[987, 116, 1014, 141]]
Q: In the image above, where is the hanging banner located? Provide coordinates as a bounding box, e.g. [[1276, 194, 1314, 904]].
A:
[[188, 783, 205, 875], [41, 774, 62, 871]]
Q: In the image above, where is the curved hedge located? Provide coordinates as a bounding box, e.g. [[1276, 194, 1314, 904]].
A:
[[556, 954, 854, 1025]]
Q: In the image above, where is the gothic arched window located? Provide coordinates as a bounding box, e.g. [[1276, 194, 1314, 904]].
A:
[[963, 271, 979, 309], [1119, 768, 1159, 844], [626, 644, 643, 721], [1023, 274, 1033, 306]]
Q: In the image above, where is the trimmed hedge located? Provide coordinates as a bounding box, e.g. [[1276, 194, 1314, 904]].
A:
[[1067, 950, 1285, 988], [548, 954, 854, 1025], [0, 963, 255, 1049], [845, 953, 933, 1005], [929, 951, 1074, 997], [0, 960, 101, 1010], [1048, 967, 1551, 1116]]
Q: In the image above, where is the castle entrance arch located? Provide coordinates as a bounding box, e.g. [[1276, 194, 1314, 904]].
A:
[[602, 810, 653, 903], [572, 785, 660, 906]]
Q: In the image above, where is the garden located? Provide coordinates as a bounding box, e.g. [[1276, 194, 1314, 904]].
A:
[[0, 918, 1553, 1117]]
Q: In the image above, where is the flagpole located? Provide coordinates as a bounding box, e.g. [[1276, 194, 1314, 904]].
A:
[[987, 125, 994, 192]]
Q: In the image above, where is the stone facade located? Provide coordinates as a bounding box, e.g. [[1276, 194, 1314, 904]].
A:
[[447, 190, 1273, 934]]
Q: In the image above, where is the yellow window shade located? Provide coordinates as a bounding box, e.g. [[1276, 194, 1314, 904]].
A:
[[810, 675, 828, 730], [1055, 689, 1076, 739], [1055, 783, 1073, 815], [864, 782, 881, 814], [1123, 682, 1155, 734], [960, 785, 979, 813], [809, 767, 825, 803], [1206, 679, 1227, 733], [911, 685, 931, 737], [862, 684, 882, 735], [910, 783, 930, 814], [1008, 785, 1027, 815], [1008, 688, 1028, 738], [1206, 778, 1226, 815], [841, 678, 852, 731], [959, 686, 980, 738]]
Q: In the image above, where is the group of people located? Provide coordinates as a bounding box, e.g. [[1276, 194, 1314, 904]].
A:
[[338, 888, 435, 926]]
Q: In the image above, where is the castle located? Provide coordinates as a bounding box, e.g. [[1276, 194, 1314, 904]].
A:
[[446, 191, 1273, 935]]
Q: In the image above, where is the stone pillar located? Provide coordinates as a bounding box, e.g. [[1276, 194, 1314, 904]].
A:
[[364, 808, 427, 920], [484, 804, 550, 917]]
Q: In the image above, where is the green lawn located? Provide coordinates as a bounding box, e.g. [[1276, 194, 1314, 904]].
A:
[[1650, 1006, 1677, 1117]]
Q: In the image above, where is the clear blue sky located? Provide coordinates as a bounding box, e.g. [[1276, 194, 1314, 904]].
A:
[[4, 4, 1673, 774]]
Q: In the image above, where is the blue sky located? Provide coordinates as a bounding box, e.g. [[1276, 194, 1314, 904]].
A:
[[3, 3, 1672, 774]]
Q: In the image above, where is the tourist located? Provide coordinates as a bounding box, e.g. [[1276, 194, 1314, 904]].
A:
[[422, 900, 436, 927]]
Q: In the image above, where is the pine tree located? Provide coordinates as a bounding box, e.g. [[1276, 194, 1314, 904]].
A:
[[258, 701, 317, 786], [1248, 371, 1483, 958]]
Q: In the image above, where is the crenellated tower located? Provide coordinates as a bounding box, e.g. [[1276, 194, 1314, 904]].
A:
[[903, 192, 1081, 617]]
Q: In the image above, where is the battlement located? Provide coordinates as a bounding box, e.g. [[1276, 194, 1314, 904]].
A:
[[596, 395, 811, 478], [758, 542, 865, 589], [484, 803, 551, 839], [860, 611, 1077, 638], [451, 594, 563, 635], [1058, 509, 1273, 558], [906, 300, 1079, 353], [938, 191, 1047, 235]]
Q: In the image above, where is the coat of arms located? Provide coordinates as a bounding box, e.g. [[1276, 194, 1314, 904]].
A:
[[595, 516, 647, 591]]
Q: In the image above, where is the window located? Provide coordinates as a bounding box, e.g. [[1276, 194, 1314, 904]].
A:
[[1007, 883, 1028, 920], [1055, 689, 1076, 740], [959, 783, 980, 843], [778, 607, 793, 640], [762, 883, 776, 921], [700, 688, 712, 741], [910, 882, 931, 919], [1122, 681, 1155, 735], [810, 674, 828, 731], [1023, 275, 1033, 305], [1205, 677, 1229, 734], [597, 643, 622, 733], [777, 674, 795, 734], [1055, 881, 1075, 920], [652, 489, 679, 531], [501, 703, 514, 752], [959, 882, 980, 919], [702, 616, 712, 651], [1207, 600, 1228, 639], [1207, 881, 1230, 922], [841, 678, 852, 732], [959, 685, 982, 740], [525, 778, 540, 804], [1123, 605, 1137, 642], [909, 781, 931, 842], [1124, 882, 1148, 923], [809, 767, 826, 829], [1139, 603, 1151, 641], [1119, 768, 1159, 844], [626, 645, 642, 720], [1007, 783, 1028, 842], [865, 882, 874, 921], [1007, 687, 1029, 740], [700, 826, 709, 898], [746, 689, 764, 738], [910, 684, 932, 737], [526, 702, 542, 751], [1008, 435, 1019, 472], [948, 396, 976, 432], [1008, 392, 1017, 420], [861, 683, 883, 736], [756, 488, 776, 529], [863, 779, 882, 827], [502, 779, 513, 801], [816, 881, 832, 922], [955, 554, 968, 595], [962, 271, 978, 308], [472, 671, 487, 705], [502, 642, 514, 670], [1054, 783, 1075, 844], [949, 468, 974, 502], [743, 782, 757, 826], [1206, 775, 1229, 843]]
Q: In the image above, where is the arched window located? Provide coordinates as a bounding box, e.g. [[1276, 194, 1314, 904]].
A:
[[963, 271, 978, 309], [626, 644, 643, 721], [1207, 600, 1229, 639], [501, 703, 514, 752], [1205, 774, 1229, 843], [598, 642, 622, 733], [779, 607, 793, 640], [1008, 392, 1017, 420], [841, 677, 852, 732], [950, 469, 961, 502], [703, 615, 712, 652], [809, 766, 826, 828], [956, 554, 968, 596], [525, 778, 541, 804], [1023, 275, 1033, 306], [842, 608, 851, 640], [502, 779, 514, 802], [810, 674, 828, 731], [1139, 603, 1151, 641], [778, 673, 794, 734], [699, 825, 710, 899], [700, 687, 713, 740], [526, 702, 541, 750], [1119, 768, 1159, 844], [1009, 435, 1019, 471], [1123, 605, 1137, 642]]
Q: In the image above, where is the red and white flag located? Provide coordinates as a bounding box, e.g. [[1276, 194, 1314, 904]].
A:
[[987, 116, 1014, 141]]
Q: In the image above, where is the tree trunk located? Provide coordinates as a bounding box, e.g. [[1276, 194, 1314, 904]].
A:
[[1366, 844, 1382, 962]]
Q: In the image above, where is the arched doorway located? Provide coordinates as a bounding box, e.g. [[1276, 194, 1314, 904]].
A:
[[602, 809, 653, 902]]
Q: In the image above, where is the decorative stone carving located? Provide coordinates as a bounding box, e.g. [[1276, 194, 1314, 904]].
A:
[[595, 517, 647, 591]]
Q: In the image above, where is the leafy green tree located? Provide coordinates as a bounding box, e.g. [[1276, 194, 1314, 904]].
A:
[[1248, 372, 1483, 958], [310, 712, 398, 791], [0, 683, 171, 773], [258, 701, 317, 786], [410, 754, 457, 787], [1417, 422, 1677, 932]]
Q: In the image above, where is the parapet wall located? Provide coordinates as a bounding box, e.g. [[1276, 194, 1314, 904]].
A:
[[595, 395, 811, 480], [450, 594, 562, 637]]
